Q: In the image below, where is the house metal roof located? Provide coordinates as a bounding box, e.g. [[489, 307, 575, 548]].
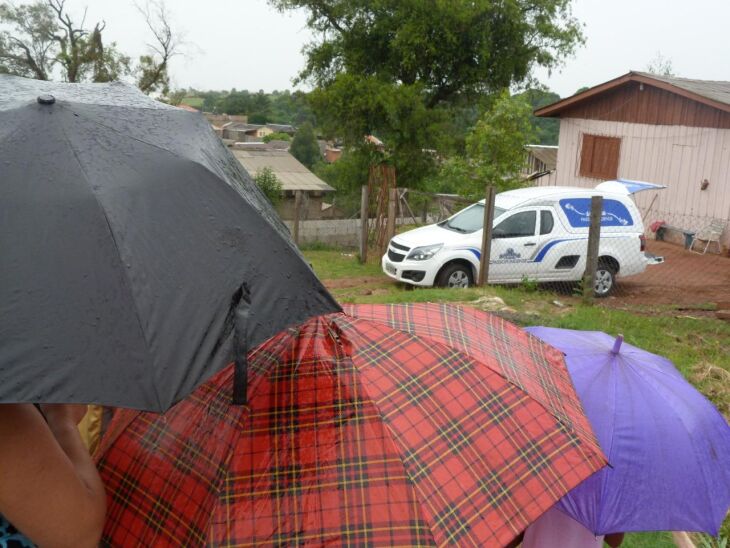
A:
[[632, 71, 730, 107], [525, 145, 558, 170], [535, 71, 730, 117], [265, 123, 296, 133], [224, 122, 264, 131], [231, 149, 334, 192]]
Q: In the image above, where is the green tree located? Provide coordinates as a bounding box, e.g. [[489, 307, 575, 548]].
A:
[[315, 147, 382, 193], [248, 112, 268, 124], [271, 0, 583, 188], [0, 2, 57, 79], [0, 0, 177, 95], [430, 91, 535, 199], [290, 122, 321, 168], [253, 167, 283, 205], [135, 1, 181, 96], [0, 0, 129, 82], [216, 89, 251, 115], [517, 88, 561, 145]]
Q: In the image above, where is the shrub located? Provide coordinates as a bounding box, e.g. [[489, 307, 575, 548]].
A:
[[254, 167, 283, 205]]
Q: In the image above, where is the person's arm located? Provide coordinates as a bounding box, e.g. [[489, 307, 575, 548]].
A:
[[0, 404, 106, 548]]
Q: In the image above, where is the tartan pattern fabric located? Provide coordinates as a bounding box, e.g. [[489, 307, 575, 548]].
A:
[[97, 365, 249, 547], [97, 305, 606, 547], [343, 303, 598, 446], [337, 314, 605, 546]]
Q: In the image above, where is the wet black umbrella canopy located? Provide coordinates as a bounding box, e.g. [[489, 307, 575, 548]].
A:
[[0, 75, 340, 412]]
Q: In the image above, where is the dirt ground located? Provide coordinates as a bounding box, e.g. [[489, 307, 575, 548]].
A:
[[612, 240, 730, 307]]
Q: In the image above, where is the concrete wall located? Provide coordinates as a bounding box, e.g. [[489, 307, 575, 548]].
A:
[[283, 219, 362, 247], [283, 218, 419, 247], [544, 118, 730, 246]]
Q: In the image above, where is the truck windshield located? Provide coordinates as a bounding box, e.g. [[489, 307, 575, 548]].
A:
[[440, 203, 506, 233]]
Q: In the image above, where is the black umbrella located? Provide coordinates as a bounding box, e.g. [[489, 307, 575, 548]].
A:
[[0, 75, 340, 412]]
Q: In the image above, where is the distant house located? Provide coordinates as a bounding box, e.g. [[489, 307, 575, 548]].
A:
[[230, 145, 335, 220], [221, 122, 272, 141], [535, 71, 730, 247], [264, 123, 296, 136], [524, 144, 558, 185], [221, 122, 298, 142], [204, 113, 248, 127]]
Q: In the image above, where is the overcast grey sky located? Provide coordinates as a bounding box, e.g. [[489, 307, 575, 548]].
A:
[[74, 0, 730, 98]]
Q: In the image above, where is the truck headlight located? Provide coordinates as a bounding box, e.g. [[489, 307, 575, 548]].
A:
[[407, 244, 443, 261]]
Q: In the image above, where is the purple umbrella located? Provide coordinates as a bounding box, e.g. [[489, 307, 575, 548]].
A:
[[525, 327, 730, 535]]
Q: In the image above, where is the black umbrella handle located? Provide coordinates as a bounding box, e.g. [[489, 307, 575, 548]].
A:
[[232, 284, 251, 405]]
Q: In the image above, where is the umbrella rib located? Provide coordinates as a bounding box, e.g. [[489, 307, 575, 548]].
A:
[[594, 354, 621, 533], [341, 315, 605, 545], [355, 309, 598, 447], [626, 362, 720, 533], [57, 119, 164, 412], [330, 326, 440, 547]]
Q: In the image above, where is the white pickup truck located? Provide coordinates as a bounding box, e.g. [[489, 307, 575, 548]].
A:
[[382, 180, 665, 296]]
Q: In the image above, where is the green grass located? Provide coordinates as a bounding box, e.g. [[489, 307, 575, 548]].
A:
[[306, 249, 383, 279], [180, 96, 204, 108], [622, 532, 675, 547], [304, 249, 730, 410], [304, 248, 730, 547]]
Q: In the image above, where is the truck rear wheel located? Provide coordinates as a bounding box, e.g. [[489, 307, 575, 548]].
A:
[[436, 263, 474, 288]]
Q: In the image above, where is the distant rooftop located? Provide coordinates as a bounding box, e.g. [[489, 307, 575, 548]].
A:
[[525, 145, 558, 170], [231, 148, 334, 192]]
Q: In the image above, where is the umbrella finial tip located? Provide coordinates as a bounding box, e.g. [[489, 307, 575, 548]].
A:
[[37, 94, 55, 105], [611, 334, 624, 354]]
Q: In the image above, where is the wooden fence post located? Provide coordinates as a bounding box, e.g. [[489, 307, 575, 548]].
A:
[[385, 187, 397, 252], [477, 185, 497, 286], [582, 195, 603, 302], [359, 185, 369, 264], [293, 190, 302, 246]]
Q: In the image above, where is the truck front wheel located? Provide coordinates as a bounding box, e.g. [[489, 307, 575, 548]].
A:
[[436, 263, 474, 288], [593, 262, 617, 297]]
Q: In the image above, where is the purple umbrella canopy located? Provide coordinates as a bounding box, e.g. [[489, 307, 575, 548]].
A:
[[525, 327, 730, 535]]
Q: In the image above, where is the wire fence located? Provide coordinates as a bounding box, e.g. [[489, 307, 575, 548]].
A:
[[372, 187, 729, 309], [280, 182, 728, 312]]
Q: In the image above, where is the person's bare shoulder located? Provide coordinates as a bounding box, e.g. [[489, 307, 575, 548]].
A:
[[0, 404, 104, 547]]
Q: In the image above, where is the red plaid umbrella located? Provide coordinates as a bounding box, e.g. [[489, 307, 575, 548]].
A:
[[97, 303, 605, 547]]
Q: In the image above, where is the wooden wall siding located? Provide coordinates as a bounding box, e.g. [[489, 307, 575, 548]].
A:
[[539, 118, 730, 246], [558, 82, 730, 129]]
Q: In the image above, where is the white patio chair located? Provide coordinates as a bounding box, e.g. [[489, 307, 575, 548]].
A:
[[689, 219, 725, 254]]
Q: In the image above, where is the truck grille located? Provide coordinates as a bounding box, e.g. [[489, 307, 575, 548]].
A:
[[388, 249, 406, 262], [390, 240, 410, 252]]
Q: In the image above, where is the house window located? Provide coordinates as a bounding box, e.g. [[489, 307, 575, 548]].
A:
[[579, 134, 621, 179]]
